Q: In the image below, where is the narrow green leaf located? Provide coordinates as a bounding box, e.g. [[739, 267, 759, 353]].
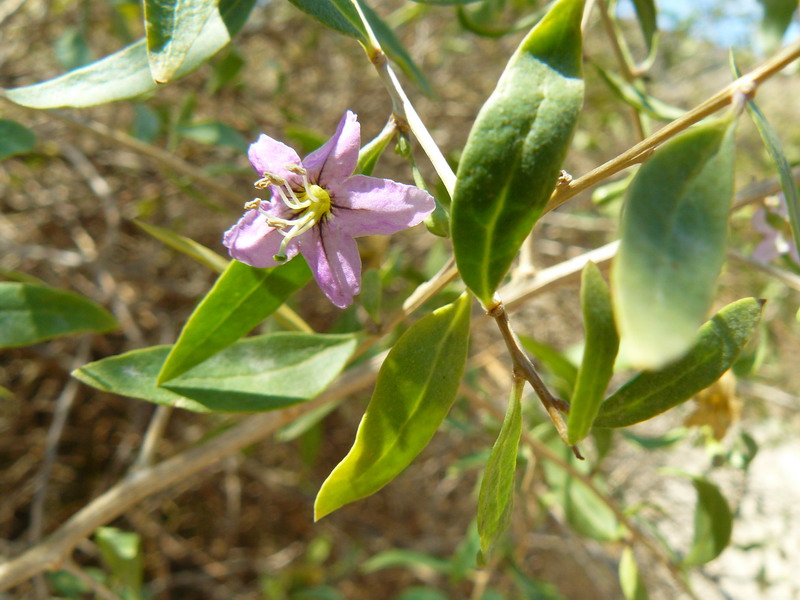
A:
[[132, 104, 162, 142], [73, 333, 358, 412], [477, 378, 524, 559], [314, 293, 472, 520], [732, 56, 800, 269], [4, 0, 256, 108], [0, 283, 118, 349], [567, 262, 619, 444], [157, 259, 311, 384], [758, 0, 799, 53], [54, 27, 95, 70], [95, 527, 143, 596], [519, 335, 578, 399], [593, 62, 685, 121], [451, 0, 585, 305], [594, 298, 763, 429], [0, 120, 36, 160], [145, 0, 220, 83], [288, 0, 432, 94], [355, 123, 396, 177], [133, 219, 230, 273], [612, 117, 736, 369], [409, 0, 482, 5], [361, 549, 451, 575], [630, 0, 657, 52], [619, 547, 649, 600], [683, 477, 733, 566]]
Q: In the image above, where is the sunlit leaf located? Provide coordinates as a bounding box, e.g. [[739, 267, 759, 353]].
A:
[[314, 293, 472, 519], [567, 262, 618, 444], [73, 333, 358, 413], [95, 527, 143, 596], [0, 283, 118, 349], [157, 259, 311, 384], [595, 298, 763, 429], [593, 62, 684, 121], [630, 0, 657, 52], [145, 0, 220, 83], [612, 117, 736, 369], [451, 0, 585, 305], [178, 120, 248, 152], [758, 0, 799, 53], [133, 219, 230, 273], [5, 0, 256, 108], [619, 547, 649, 600]]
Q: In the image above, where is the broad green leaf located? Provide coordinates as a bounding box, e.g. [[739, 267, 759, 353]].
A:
[[732, 56, 800, 269], [630, 0, 657, 52], [477, 379, 523, 559], [567, 262, 619, 444], [4, 0, 256, 108], [95, 527, 143, 596], [0, 120, 36, 160], [157, 259, 311, 384], [619, 547, 649, 600], [758, 0, 799, 53], [178, 120, 248, 152], [0, 283, 118, 349], [451, 0, 585, 305], [612, 117, 736, 369], [314, 293, 472, 519], [145, 0, 220, 83], [683, 477, 733, 566], [288, 0, 432, 94], [132, 104, 162, 142], [133, 219, 229, 273], [593, 63, 685, 121], [73, 333, 358, 412], [361, 549, 450, 575], [594, 298, 763, 429]]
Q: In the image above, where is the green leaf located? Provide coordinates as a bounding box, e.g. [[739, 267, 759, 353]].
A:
[[73, 333, 358, 412], [132, 104, 162, 142], [409, 0, 482, 5], [95, 527, 143, 596], [0, 120, 36, 160], [53, 27, 95, 70], [133, 219, 229, 273], [567, 262, 619, 444], [157, 259, 311, 384], [612, 117, 736, 369], [593, 62, 684, 121], [178, 120, 248, 152], [0, 283, 118, 349], [519, 335, 578, 399], [396, 589, 449, 600], [477, 379, 523, 560], [287, 0, 432, 94], [145, 0, 220, 83], [758, 0, 799, 53], [732, 55, 800, 271], [594, 298, 763, 429], [683, 477, 733, 566], [451, 0, 585, 305], [361, 549, 451, 575], [314, 293, 472, 519], [619, 547, 649, 600], [631, 0, 657, 52], [4, 0, 256, 108]]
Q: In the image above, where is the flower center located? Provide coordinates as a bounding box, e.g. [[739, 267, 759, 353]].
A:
[[252, 165, 333, 262]]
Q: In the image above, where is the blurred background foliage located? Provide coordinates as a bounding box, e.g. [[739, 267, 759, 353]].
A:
[[1, 0, 800, 598]]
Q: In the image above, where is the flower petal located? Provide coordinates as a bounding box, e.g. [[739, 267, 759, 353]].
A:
[[248, 133, 303, 187], [298, 221, 361, 308], [331, 175, 435, 237], [303, 111, 360, 188], [223, 206, 300, 268]]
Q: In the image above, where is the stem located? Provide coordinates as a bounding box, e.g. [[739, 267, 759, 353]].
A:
[[487, 299, 583, 460], [545, 38, 800, 213], [349, 0, 457, 197]]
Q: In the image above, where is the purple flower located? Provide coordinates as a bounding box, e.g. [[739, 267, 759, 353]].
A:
[[751, 194, 800, 265], [224, 111, 435, 308]]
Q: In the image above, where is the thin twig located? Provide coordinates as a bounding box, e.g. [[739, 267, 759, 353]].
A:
[[62, 560, 124, 600], [545, 38, 800, 213], [131, 406, 174, 472], [350, 0, 457, 197]]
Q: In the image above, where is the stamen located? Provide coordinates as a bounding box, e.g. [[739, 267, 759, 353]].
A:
[[244, 199, 261, 211]]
